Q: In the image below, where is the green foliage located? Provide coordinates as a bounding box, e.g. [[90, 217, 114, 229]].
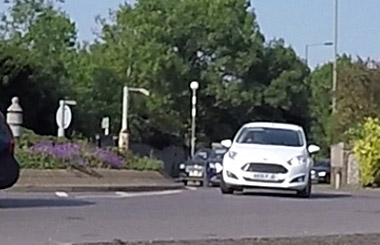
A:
[[15, 147, 65, 169], [124, 152, 163, 171], [309, 55, 357, 156], [352, 117, 380, 186]]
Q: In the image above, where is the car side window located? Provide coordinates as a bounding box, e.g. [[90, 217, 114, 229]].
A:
[[0, 113, 8, 139], [0, 112, 11, 152]]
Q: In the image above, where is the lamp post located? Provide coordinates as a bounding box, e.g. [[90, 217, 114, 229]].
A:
[[332, 0, 338, 113], [189, 81, 199, 158], [118, 86, 150, 150], [305, 41, 333, 67]]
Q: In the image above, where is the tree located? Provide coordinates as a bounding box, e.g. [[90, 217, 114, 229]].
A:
[[0, 0, 78, 135], [94, 0, 309, 148]]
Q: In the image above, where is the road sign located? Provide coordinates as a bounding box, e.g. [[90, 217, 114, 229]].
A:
[[56, 104, 72, 129], [101, 117, 110, 129]]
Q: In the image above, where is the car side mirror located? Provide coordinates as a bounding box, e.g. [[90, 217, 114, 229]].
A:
[[221, 139, 232, 148], [308, 145, 320, 154]]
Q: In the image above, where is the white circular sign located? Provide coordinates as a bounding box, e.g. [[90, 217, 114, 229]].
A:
[[56, 105, 72, 129]]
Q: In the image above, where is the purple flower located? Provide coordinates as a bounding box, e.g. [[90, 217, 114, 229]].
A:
[[93, 147, 124, 169], [29, 141, 87, 166]]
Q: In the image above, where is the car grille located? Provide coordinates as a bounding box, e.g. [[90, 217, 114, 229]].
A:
[[185, 165, 204, 172], [243, 177, 284, 183], [243, 163, 288, 174]]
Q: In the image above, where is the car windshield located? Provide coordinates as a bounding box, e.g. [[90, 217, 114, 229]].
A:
[[210, 149, 227, 160], [235, 127, 304, 147], [193, 150, 209, 161]]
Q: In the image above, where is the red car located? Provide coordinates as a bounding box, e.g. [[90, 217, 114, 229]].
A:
[[0, 111, 20, 189]]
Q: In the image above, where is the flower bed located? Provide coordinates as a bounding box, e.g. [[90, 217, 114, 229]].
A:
[[14, 129, 163, 171]]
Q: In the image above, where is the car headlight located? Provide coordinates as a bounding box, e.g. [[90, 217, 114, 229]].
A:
[[228, 151, 237, 160], [215, 163, 223, 173], [318, 171, 327, 177], [179, 164, 185, 169], [288, 156, 307, 166]]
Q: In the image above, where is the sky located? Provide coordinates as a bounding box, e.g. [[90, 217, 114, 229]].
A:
[[1, 0, 380, 68]]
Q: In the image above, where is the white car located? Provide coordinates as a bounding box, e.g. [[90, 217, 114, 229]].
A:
[[220, 122, 320, 198]]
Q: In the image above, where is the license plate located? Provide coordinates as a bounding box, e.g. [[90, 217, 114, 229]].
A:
[[189, 171, 202, 177], [252, 173, 277, 181]]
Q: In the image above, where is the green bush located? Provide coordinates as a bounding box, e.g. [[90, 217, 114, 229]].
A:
[[15, 148, 65, 169], [351, 117, 380, 186], [108, 148, 163, 171]]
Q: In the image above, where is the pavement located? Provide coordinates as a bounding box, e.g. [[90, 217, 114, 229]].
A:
[[2, 186, 380, 245], [8, 169, 183, 192]]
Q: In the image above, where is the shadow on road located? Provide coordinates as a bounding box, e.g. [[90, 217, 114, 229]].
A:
[[238, 191, 351, 199], [0, 198, 94, 209]]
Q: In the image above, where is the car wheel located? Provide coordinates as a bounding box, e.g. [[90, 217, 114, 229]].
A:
[[183, 180, 188, 186], [220, 175, 234, 194], [296, 177, 311, 198]]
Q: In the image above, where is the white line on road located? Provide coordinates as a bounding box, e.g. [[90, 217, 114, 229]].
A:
[[75, 190, 183, 199], [185, 186, 198, 191], [55, 191, 69, 198]]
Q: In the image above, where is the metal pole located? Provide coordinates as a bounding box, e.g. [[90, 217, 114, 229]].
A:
[[190, 89, 196, 157], [121, 86, 129, 132], [58, 100, 65, 137], [332, 0, 338, 113], [305, 45, 309, 67]]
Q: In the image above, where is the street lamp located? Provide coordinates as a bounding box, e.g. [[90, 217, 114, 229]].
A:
[[332, 0, 338, 113], [305, 41, 333, 66], [190, 81, 199, 157], [118, 85, 150, 150]]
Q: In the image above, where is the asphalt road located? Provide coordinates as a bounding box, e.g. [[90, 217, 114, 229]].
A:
[[2, 187, 380, 245]]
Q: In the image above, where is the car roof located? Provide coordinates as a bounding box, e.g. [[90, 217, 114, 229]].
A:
[[241, 122, 303, 131]]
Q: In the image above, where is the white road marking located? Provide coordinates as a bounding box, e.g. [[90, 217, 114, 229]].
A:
[[55, 192, 69, 198], [75, 190, 183, 199], [185, 186, 198, 191], [115, 190, 182, 197]]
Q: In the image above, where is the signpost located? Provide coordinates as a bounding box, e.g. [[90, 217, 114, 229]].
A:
[[101, 117, 110, 136], [56, 99, 76, 137]]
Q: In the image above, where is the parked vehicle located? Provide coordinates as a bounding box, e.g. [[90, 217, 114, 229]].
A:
[[178, 148, 224, 186], [207, 147, 227, 186], [311, 159, 331, 184], [0, 111, 20, 190], [220, 122, 320, 198]]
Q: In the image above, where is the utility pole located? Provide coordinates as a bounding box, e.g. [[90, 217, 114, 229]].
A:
[[332, 0, 338, 113]]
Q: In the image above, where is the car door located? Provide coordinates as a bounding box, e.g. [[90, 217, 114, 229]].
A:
[[0, 111, 20, 189]]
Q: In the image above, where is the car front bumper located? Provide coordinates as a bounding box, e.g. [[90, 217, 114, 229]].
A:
[[223, 160, 310, 191]]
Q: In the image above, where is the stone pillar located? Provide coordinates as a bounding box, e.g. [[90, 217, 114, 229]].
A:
[[330, 142, 345, 189], [347, 152, 360, 187], [6, 97, 23, 138]]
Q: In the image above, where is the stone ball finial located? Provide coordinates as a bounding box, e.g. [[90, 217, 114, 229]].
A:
[[11, 97, 19, 104]]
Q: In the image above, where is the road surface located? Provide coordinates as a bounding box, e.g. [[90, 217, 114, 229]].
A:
[[1, 187, 380, 245]]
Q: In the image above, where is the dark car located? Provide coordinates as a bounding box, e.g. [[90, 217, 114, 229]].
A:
[[0, 111, 20, 190], [311, 159, 330, 184], [178, 148, 225, 186], [206, 148, 227, 186]]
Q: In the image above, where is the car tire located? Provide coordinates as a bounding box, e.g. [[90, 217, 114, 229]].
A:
[[220, 175, 234, 194], [183, 180, 188, 186], [296, 177, 311, 198]]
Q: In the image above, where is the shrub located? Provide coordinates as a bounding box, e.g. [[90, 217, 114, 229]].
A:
[[352, 117, 380, 186], [14, 128, 163, 171]]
